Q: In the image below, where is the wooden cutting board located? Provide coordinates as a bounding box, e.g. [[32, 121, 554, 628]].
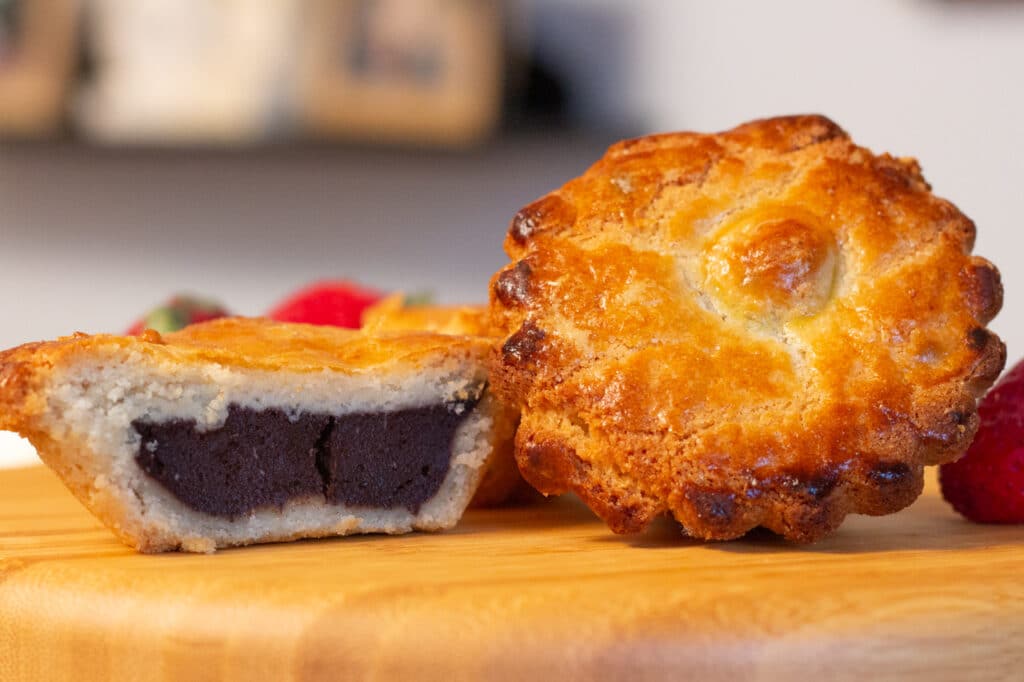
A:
[[2, 464, 1023, 681]]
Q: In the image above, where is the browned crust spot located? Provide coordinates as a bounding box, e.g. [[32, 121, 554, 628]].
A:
[[732, 114, 848, 152], [872, 154, 931, 193], [516, 437, 584, 496], [508, 194, 577, 245], [962, 257, 1003, 325], [494, 260, 533, 307], [965, 328, 1007, 396], [680, 487, 739, 533], [501, 321, 547, 366]]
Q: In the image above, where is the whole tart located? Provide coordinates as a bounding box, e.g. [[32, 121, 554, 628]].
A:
[[0, 318, 502, 552], [489, 115, 1005, 542]]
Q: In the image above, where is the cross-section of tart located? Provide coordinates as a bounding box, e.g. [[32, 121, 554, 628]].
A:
[[489, 114, 1006, 543], [0, 318, 500, 552], [361, 294, 527, 507]]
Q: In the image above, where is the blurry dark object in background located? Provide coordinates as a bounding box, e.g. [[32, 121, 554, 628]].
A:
[[297, 0, 503, 147], [0, 0, 79, 137], [525, 2, 638, 134], [0, 0, 19, 63], [502, 56, 569, 131]]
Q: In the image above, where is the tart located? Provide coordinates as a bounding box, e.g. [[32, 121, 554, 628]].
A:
[[0, 318, 500, 552], [489, 115, 1005, 542]]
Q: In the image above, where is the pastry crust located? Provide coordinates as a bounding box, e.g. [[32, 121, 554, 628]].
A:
[[361, 294, 494, 336], [361, 295, 530, 506], [489, 115, 1006, 542], [0, 318, 501, 551]]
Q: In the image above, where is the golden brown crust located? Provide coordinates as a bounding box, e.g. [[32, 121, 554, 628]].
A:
[[489, 114, 1006, 542], [0, 317, 491, 417], [0, 341, 49, 432], [167, 316, 493, 371], [0, 318, 501, 551], [361, 295, 496, 337]]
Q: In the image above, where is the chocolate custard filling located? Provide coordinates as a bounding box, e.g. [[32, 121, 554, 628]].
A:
[[132, 399, 479, 518]]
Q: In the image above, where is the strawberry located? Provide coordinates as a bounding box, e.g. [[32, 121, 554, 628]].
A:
[[126, 294, 229, 335], [266, 280, 383, 328], [940, 358, 1024, 523]]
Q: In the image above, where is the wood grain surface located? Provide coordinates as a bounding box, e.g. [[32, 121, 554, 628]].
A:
[[2, 464, 1023, 681]]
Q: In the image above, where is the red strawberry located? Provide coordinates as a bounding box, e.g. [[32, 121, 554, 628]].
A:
[[267, 280, 383, 328], [126, 294, 230, 335], [940, 358, 1024, 523]]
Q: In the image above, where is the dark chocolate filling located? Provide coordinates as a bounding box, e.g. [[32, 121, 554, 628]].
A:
[[132, 399, 478, 518]]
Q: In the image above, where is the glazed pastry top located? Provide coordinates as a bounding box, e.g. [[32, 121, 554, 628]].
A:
[[490, 115, 1005, 540]]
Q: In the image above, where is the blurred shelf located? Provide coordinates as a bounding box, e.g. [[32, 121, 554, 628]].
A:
[[0, 129, 631, 350]]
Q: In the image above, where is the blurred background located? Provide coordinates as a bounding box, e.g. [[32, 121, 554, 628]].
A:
[[2, 0, 1023, 465]]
